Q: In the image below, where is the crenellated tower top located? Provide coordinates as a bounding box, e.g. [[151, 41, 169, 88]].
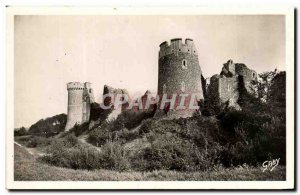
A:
[[159, 38, 198, 59], [67, 82, 85, 90]]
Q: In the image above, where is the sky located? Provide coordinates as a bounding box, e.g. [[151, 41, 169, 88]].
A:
[[14, 15, 285, 128]]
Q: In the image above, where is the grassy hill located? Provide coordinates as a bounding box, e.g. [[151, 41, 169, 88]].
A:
[[14, 143, 285, 181]]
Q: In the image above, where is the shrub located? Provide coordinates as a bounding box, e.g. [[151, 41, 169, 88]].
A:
[[14, 127, 28, 137], [131, 132, 222, 171], [100, 141, 131, 171], [69, 122, 89, 136], [115, 128, 140, 143], [88, 115, 145, 147], [41, 144, 103, 170], [28, 113, 67, 135], [46, 133, 78, 151], [216, 111, 286, 166], [88, 122, 113, 146], [119, 110, 155, 130], [26, 136, 53, 148], [41, 137, 130, 171]]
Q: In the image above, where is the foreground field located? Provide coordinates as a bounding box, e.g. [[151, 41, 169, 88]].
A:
[[14, 143, 286, 181]]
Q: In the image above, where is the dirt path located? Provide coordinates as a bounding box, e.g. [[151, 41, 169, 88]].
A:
[[77, 134, 101, 152], [14, 141, 46, 157]]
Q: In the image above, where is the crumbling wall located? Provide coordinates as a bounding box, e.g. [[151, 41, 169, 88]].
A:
[[102, 85, 129, 120], [205, 60, 257, 114]]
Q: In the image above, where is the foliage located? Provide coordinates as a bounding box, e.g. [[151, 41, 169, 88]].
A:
[[40, 135, 130, 171], [119, 110, 155, 130], [87, 109, 153, 146], [14, 127, 29, 137], [69, 122, 89, 136], [25, 136, 53, 148], [255, 69, 280, 102], [100, 141, 131, 171], [15, 143, 286, 181], [30, 70, 286, 173], [28, 113, 67, 136], [88, 122, 112, 147]]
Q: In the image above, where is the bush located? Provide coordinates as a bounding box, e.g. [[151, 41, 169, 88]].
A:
[[88, 115, 145, 147], [131, 132, 223, 171], [41, 137, 130, 171], [119, 110, 155, 130], [216, 111, 286, 166], [28, 113, 67, 136], [14, 127, 28, 137], [114, 128, 140, 143], [69, 122, 89, 136], [41, 144, 103, 170], [87, 121, 113, 146], [100, 141, 130, 171], [26, 136, 53, 148]]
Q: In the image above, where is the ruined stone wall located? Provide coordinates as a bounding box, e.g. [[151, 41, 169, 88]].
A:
[[218, 76, 239, 104], [102, 85, 129, 120], [235, 64, 257, 80], [235, 64, 257, 94], [155, 38, 204, 119], [205, 60, 257, 113], [82, 82, 94, 123], [84, 82, 95, 103]]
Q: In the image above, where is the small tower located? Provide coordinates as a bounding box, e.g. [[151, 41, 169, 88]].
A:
[[84, 82, 95, 103], [155, 38, 204, 118], [65, 82, 94, 131]]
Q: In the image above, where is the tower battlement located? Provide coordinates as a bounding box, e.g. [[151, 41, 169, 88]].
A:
[[159, 38, 197, 59], [67, 82, 85, 90]]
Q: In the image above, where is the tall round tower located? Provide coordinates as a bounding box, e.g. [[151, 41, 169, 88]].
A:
[[65, 82, 85, 131], [155, 38, 204, 118]]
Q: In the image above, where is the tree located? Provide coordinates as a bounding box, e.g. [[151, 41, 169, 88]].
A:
[[14, 127, 28, 136], [255, 69, 279, 102]]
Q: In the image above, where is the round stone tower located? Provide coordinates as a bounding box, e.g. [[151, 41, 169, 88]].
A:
[[155, 38, 204, 118], [65, 82, 85, 131]]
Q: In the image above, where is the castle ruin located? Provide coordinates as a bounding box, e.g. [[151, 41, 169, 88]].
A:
[[206, 60, 257, 111], [65, 82, 95, 131], [64, 39, 259, 131]]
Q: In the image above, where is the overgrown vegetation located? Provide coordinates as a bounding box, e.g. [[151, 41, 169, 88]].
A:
[[16, 70, 286, 176], [15, 135, 53, 148], [88, 109, 153, 146], [39, 134, 130, 171], [28, 113, 67, 136], [14, 127, 29, 137], [14, 143, 286, 181]]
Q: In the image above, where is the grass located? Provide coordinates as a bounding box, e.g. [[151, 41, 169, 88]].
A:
[[14, 143, 285, 181]]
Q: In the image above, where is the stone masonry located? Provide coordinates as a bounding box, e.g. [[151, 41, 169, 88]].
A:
[[65, 82, 95, 131], [154, 38, 204, 119], [206, 60, 257, 111]]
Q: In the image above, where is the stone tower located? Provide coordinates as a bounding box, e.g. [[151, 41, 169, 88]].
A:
[[155, 38, 204, 118], [65, 82, 94, 131]]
